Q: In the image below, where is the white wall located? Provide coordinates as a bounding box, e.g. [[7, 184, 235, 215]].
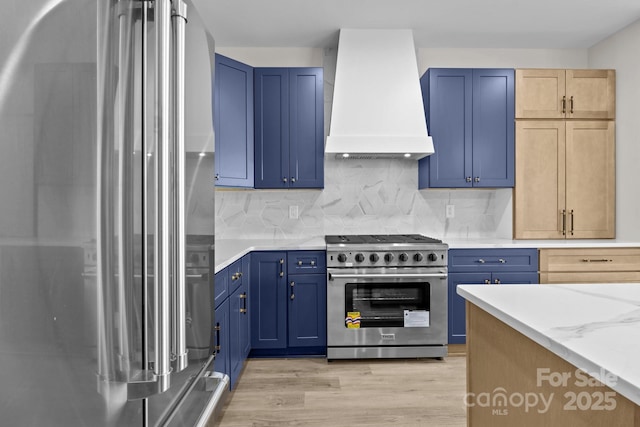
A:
[[417, 48, 588, 73], [215, 47, 324, 67], [588, 19, 640, 240]]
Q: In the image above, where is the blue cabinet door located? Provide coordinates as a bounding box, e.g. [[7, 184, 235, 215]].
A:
[[448, 272, 489, 344], [213, 298, 230, 379], [254, 68, 323, 189], [229, 282, 249, 389], [214, 54, 254, 187], [419, 68, 514, 189], [419, 68, 473, 188], [287, 273, 327, 348], [471, 69, 515, 187], [254, 68, 289, 189], [249, 251, 288, 349], [289, 68, 324, 188]]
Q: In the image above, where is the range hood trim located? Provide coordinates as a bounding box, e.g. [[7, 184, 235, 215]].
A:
[[325, 135, 434, 160], [326, 29, 435, 160]]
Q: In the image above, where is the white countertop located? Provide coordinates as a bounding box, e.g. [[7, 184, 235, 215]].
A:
[[214, 236, 640, 273], [215, 236, 326, 272], [457, 283, 640, 406], [444, 238, 640, 249]]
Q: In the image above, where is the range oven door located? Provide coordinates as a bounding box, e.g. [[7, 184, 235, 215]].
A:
[[327, 268, 448, 347]]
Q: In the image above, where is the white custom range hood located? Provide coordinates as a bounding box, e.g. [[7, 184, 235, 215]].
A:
[[325, 29, 434, 160]]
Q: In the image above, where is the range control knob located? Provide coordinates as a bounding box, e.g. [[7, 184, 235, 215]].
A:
[[337, 253, 348, 263], [428, 253, 439, 262], [399, 253, 409, 262], [355, 253, 365, 263], [369, 253, 379, 263], [414, 253, 424, 262], [384, 253, 394, 263]]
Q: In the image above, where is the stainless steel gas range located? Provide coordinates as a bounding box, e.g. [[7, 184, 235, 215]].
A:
[[325, 234, 448, 360]]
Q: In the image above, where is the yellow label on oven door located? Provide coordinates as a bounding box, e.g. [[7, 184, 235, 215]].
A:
[[345, 312, 361, 328]]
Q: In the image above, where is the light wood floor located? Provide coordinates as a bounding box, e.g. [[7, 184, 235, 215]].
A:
[[217, 356, 467, 426]]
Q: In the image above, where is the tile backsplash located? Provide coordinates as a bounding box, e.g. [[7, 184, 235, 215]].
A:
[[215, 157, 513, 240]]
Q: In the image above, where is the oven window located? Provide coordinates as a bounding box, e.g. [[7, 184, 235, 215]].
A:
[[344, 282, 430, 328]]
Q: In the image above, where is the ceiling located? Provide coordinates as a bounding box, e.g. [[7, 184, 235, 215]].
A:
[[193, 0, 640, 49]]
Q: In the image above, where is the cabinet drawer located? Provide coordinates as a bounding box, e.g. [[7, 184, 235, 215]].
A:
[[540, 271, 640, 284], [228, 259, 244, 290], [448, 249, 538, 272], [539, 248, 640, 273], [287, 251, 326, 273]]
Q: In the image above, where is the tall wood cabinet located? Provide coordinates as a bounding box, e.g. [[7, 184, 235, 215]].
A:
[[514, 69, 616, 239]]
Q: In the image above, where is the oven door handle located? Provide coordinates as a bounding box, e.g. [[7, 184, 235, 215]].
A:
[[328, 272, 447, 280]]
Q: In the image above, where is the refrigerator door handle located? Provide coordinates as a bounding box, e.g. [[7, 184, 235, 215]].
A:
[[171, 0, 188, 374], [152, 0, 173, 394]]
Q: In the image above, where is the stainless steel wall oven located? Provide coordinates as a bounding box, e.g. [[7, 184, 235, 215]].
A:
[[326, 235, 448, 360]]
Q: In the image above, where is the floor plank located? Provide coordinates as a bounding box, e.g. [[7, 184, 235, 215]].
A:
[[217, 356, 467, 426]]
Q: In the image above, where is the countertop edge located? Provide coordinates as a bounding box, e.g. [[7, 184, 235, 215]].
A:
[[457, 285, 640, 407]]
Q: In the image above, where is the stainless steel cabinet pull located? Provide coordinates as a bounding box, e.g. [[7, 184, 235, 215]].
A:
[[474, 177, 480, 183], [283, 177, 288, 183], [562, 95, 566, 114], [240, 292, 247, 313], [290, 281, 295, 300], [581, 259, 613, 263], [215, 174, 219, 180], [291, 177, 296, 183], [279, 258, 284, 277], [466, 177, 472, 182], [561, 209, 567, 236], [477, 258, 505, 264], [484, 279, 490, 284], [494, 279, 501, 285], [298, 260, 303, 266], [310, 260, 315, 266]]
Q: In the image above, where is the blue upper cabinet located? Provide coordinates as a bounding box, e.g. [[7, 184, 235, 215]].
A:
[[214, 54, 254, 187], [419, 68, 514, 188], [255, 68, 324, 189]]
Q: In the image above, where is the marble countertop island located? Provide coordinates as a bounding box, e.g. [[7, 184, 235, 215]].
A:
[[457, 283, 640, 407]]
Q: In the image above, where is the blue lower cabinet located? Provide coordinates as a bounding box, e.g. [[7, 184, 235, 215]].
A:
[[229, 282, 249, 389], [213, 298, 230, 379], [250, 251, 327, 356], [214, 255, 251, 390], [250, 251, 288, 350], [288, 273, 326, 348], [448, 248, 538, 344]]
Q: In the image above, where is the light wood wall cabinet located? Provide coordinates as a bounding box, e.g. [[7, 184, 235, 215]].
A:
[[539, 248, 640, 283], [515, 69, 615, 119], [514, 120, 615, 239]]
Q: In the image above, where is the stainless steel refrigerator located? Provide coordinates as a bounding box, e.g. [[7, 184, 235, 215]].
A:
[[0, 0, 227, 425]]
